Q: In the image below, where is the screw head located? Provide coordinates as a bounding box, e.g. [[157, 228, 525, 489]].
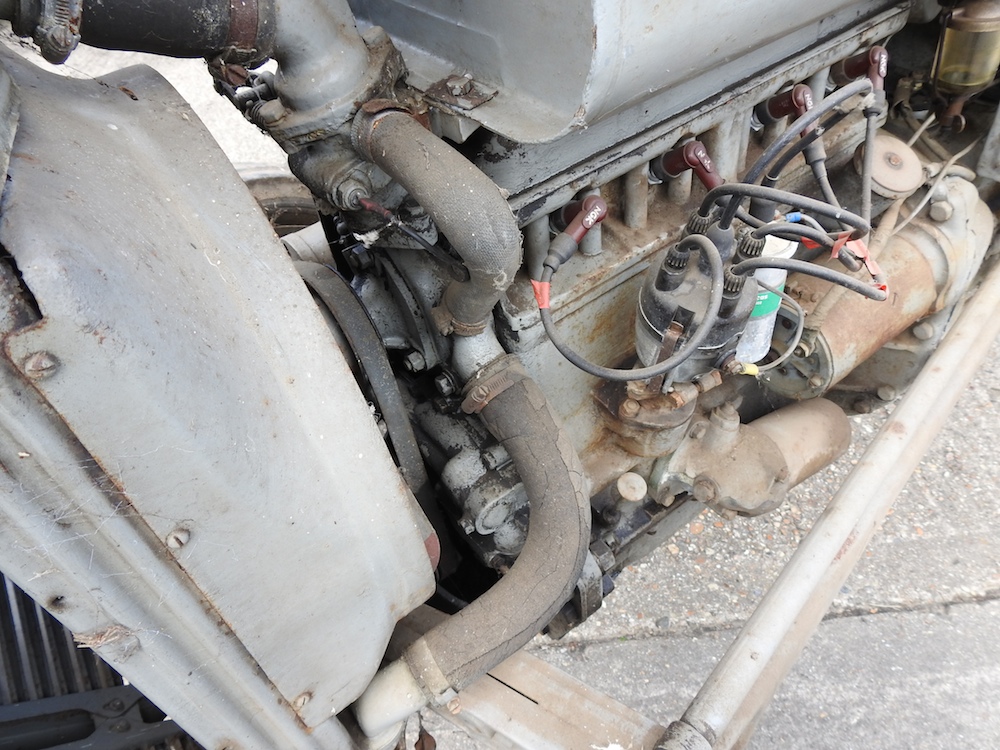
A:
[[166, 528, 190, 549], [22, 351, 60, 379], [104, 698, 125, 712], [292, 692, 312, 710], [446, 697, 462, 715], [108, 719, 131, 733]]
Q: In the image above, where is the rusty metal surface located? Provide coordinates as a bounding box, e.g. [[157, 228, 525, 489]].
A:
[[0, 48, 433, 740]]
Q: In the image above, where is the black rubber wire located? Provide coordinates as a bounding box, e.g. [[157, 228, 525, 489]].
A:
[[718, 77, 874, 228], [761, 110, 851, 189], [701, 183, 871, 239], [729, 256, 887, 301], [539, 233, 725, 381]]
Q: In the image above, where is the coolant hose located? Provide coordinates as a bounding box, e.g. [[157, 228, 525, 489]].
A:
[[353, 106, 522, 335], [354, 356, 590, 737]]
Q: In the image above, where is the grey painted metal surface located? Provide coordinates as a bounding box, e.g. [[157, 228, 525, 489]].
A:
[[0, 47, 434, 744], [351, 0, 898, 145], [485, 4, 908, 221]]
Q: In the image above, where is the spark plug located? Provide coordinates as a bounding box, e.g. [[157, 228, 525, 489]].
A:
[[649, 141, 724, 191], [542, 195, 609, 275], [752, 84, 815, 131]]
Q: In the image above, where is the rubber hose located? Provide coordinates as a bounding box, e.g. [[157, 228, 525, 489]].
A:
[[78, 0, 274, 60], [353, 108, 522, 335], [353, 357, 590, 737], [417, 357, 589, 685]]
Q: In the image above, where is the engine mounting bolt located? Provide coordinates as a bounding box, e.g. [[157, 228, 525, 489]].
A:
[[619, 398, 641, 419], [22, 351, 60, 379], [929, 200, 953, 223], [912, 321, 935, 341], [447, 697, 462, 715], [165, 528, 191, 549], [616, 472, 648, 503], [404, 351, 427, 372], [876, 385, 897, 402]]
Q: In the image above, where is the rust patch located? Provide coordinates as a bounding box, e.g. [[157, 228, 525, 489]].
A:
[[834, 529, 858, 562]]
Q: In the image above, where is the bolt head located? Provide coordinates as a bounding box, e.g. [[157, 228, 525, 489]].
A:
[[446, 76, 473, 96], [434, 373, 456, 396], [256, 100, 286, 125], [403, 351, 427, 372], [618, 398, 641, 419], [692, 476, 718, 504], [912, 321, 935, 341], [104, 699, 125, 712], [929, 200, 953, 223], [876, 385, 897, 402], [616, 472, 648, 503], [447, 697, 462, 715]]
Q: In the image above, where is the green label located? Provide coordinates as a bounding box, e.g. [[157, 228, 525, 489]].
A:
[[750, 285, 784, 318]]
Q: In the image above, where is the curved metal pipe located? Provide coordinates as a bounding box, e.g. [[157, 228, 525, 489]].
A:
[[353, 107, 522, 335], [354, 356, 591, 737]]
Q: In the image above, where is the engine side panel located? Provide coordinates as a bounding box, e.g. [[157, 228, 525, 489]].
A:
[[0, 51, 434, 733]]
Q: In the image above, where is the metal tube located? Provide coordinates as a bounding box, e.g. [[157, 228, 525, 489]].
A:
[[659, 251, 1000, 749], [624, 165, 649, 228]]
